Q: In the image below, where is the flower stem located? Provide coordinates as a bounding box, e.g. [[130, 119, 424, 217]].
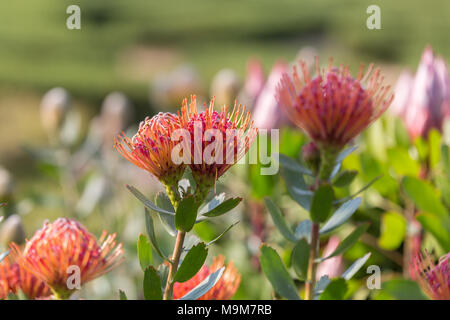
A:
[[163, 230, 186, 300], [304, 222, 320, 300]]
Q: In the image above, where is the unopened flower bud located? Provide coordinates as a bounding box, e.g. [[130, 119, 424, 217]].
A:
[[210, 69, 241, 107], [0, 214, 26, 246], [40, 87, 71, 135], [302, 142, 320, 174]]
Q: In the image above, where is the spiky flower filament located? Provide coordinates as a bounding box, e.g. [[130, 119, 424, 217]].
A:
[[414, 251, 450, 300], [10, 218, 124, 298], [180, 96, 257, 187], [115, 112, 185, 187], [276, 57, 393, 149]]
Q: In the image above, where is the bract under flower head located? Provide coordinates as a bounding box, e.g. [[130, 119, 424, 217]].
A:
[[276, 57, 393, 150]]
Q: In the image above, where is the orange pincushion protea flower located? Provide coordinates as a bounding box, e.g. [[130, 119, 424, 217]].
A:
[[180, 96, 257, 186], [414, 251, 450, 300], [10, 218, 124, 299], [115, 112, 185, 185], [276, 58, 393, 149], [0, 256, 50, 299], [173, 255, 241, 300]]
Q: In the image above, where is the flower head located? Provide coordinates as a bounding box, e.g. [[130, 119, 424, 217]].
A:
[[414, 251, 450, 300], [115, 112, 185, 185], [173, 255, 241, 300], [276, 57, 393, 149], [10, 218, 124, 299], [0, 256, 50, 300], [392, 46, 450, 139], [180, 96, 257, 186]]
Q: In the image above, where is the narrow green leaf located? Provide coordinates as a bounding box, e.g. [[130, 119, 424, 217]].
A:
[[202, 197, 242, 217], [335, 175, 382, 204], [314, 275, 331, 299], [278, 153, 313, 175], [341, 252, 371, 280], [199, 193, 225, 215], [127, 185, 175, 216], [259, 245, 301, 300], [321, 224, 369, 260], [264, 197, 297, 242], [291, 239, 310, 280], [294, 220, 312, 242], [155, 192, 177, 236], [402, 176, 448, 217], [145, 209, 167, 260], [281, 167, 312, 210], [333, 170, 358, 188], [119, 290, 128, 300], [143, 266, 162, 300], [0, 250, 9, 263], [378, 212, 407, 250], [178, 267, 224, 300], [416, 213, 450, 252], [381, 279, 428, 300], [310, 185, 334, 223], [319, 278, 347, 300], [174, 243, 208, 283], [137, 233, 153, 271], [320, 198, 361, 234], [206, 221, 239, 247], [175, 195, 199, 232]]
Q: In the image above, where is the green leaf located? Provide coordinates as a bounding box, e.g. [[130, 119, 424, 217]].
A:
[[333, 170, 358, 188], [402, 176, 448, 217], [155, 192, 177, 236], [319, 278, 347, 300], [119, 290, 128, 300], [378, 212, 407, 250], [178, 267, 225, 300], [310, 185, 334, 223], [278, 153, 313, 176], [264, 197, 297, 242], [174, 243, 208, 283], [202, 197, 242, 217], [341, 252, 371, 280], [381, 279, 427, 300], [441, 144, 450, 175], [335, 176, 382, 204], [281, 167, 312, 211], [291, 239, 309, 280], [335, 146, 358, 163], [0, 250, 9, 263], [314, 275, 331, 299], [321, 224, 369, 261], [259, 245, 301, 300], [145, 209, 167, 260], [320, 198, 361, 234], [294, 220, 312, 242], [128, 185, 175, 217], [387, 147, 420, 176], [206, 221, 239, 247], [137, 234, 153, 271], [416, 213, 450, 252], [175, 195, 199, 232], [428, 129, 441, 169], [143, 266, 162, 300]]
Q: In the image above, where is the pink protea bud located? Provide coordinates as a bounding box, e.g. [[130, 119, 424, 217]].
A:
[[115, 112, 185, 186], [394, 46, 450, 139], [210, 69, 241, 107], [244, 58, 266, 103], [414, 251, 450, 300], [180, 96, 257, 190], [0, 256, 51, 300], [173, 255, 241, 300], [252, 61, 288, 130], [10, 218, 124, 299], [302, 141, 321, 174], [276, 57, 393, 150]]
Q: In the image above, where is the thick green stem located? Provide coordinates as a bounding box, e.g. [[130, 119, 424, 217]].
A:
[[304, 222, 319, 300], [163, 230, 186, 300], [318, 148, 338, 181]]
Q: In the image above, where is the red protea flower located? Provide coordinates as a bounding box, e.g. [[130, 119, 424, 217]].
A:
[[414, 251, 450, 300], [276, 57, 393, 150], [10, 218, 124, 299], [173, 255, 241, 300], [115, 112, 185, 186], [0, 256, 50, 299], [180, 96, 257, 191]]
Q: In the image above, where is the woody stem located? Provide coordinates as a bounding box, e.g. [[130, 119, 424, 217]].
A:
[[163, 230, 186, 300]]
